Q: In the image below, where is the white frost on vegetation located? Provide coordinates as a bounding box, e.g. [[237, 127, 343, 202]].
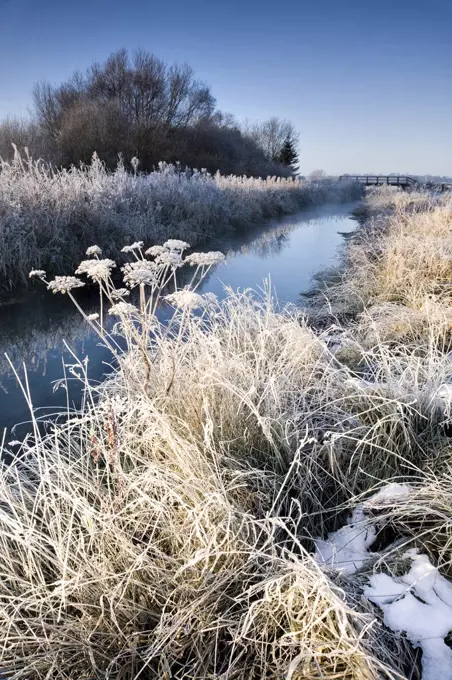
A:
[[86, 245, 102, 256], [165, 290, 205, 310], [315, 483, 411, 574], [365, 549, 452, 680]]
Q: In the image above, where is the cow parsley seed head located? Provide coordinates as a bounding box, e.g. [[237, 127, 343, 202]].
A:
[[108, 302, 137, 316], [122, 261, 158, 287], [121, 241, 144, 253], [29, 269, 46, 279], [47, 276, 85, 294], [76, 259, 116, 281], [86, 245, 102, 257], [146, 245, 167, 257], [111, 287, 130, 299], [155, 251, 183, 268], [163, 239, 190, 252], [185, 251, 225, 267], [203, 292, 218, 305], [165, 290, 205, 310]]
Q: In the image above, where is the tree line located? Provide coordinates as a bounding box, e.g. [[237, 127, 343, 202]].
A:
[[0, 49, 299, 177]]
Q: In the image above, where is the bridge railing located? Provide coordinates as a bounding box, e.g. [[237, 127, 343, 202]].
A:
[[339, 175, 452, 192], [338, 175, 417, 185]]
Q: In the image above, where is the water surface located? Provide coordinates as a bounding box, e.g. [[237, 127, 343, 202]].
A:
[[0, 202, 358, 438]]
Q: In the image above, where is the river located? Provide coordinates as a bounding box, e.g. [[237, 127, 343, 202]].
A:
[[0, 201, 358, 439]]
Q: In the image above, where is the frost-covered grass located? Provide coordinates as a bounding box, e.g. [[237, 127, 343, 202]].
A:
[[0, 149, 361, 290], [3, 191, 452, 678], [309, 186, 452, 345]]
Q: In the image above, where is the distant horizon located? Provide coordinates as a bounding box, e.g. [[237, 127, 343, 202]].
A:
[[0, 0, 451, 175]]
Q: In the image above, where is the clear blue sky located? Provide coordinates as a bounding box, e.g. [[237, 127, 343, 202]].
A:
[[0, 0, 450, 175]]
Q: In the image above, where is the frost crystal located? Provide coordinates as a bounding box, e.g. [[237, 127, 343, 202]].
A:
[[76, 259, 116, 281], [86, 245, 102, 257], [47, 276, 85, 294], [184, 251, 225, 267], [86, 313, 99, 321]]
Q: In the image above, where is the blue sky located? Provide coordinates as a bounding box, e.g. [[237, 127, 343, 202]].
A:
[[0, 0, 451, 175]]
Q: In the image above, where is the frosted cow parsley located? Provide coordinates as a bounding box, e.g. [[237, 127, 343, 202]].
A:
[[163, 239, 190, 252], [76, 259, 116, 281], [29, 269, 46, 279], [165, 290, 205, 310], [108, 302, 137, 317], [185, 252, 225, 267], [146, 245, 168, 258], [47, 276, 85, 294], [86, 245, 102, 257], [122, 261, 158, 287], [122, 242, 144, 253]]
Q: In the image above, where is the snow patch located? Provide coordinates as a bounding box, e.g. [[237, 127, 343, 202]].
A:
[[315, 506, 377, 574], [315, 484, 452, 679], [365, 549, 452, 680], [366, 482, 412, 505], [314, 483, 411, 575]]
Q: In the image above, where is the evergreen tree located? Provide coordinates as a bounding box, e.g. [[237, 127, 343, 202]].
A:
[[278, 135, 299, 174]]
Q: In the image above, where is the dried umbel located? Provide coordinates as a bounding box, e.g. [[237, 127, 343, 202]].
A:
[[165, 290, 205, 310], [76, 259, 116, 282], [108, 302, 137, 317], [146, 245, 168, 258], [122, 261, 159, 287], [47, 276, 85, 294], [154, 251, 183, 268], [185, 251, 225, 267], [121, 241, 144, 253], [29, 269, 46, 279], [111, 288, 130, 299], [86, 245, 102, 257], [163, 239, 190, 252]]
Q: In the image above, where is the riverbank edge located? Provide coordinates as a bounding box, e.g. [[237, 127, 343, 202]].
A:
[[0, 155, 363, 292], [4, 188, 452, 677]]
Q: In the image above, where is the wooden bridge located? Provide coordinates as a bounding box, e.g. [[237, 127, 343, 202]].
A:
[[339, 175, 452, 192]]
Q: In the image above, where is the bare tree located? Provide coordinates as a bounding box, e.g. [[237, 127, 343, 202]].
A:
[[22, 48, 295, 176], [0, 117, 54, 160], [243, 117, 299, 162]]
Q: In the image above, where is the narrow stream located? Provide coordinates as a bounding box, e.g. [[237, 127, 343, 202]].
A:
[[0, 201, 358, 438]]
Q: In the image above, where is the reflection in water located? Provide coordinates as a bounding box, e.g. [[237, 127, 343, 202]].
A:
[[0, 201, 358, 436]]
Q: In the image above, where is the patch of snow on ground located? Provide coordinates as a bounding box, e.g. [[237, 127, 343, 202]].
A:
[[314, 483, 411, 575], [315, 506, 377, 574], [365, 549, 452, 680], [366, 482, 412, 505]]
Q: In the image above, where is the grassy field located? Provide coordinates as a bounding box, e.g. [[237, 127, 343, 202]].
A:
[[0, 150, 360, 290], [1, 188, 452, 678]]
